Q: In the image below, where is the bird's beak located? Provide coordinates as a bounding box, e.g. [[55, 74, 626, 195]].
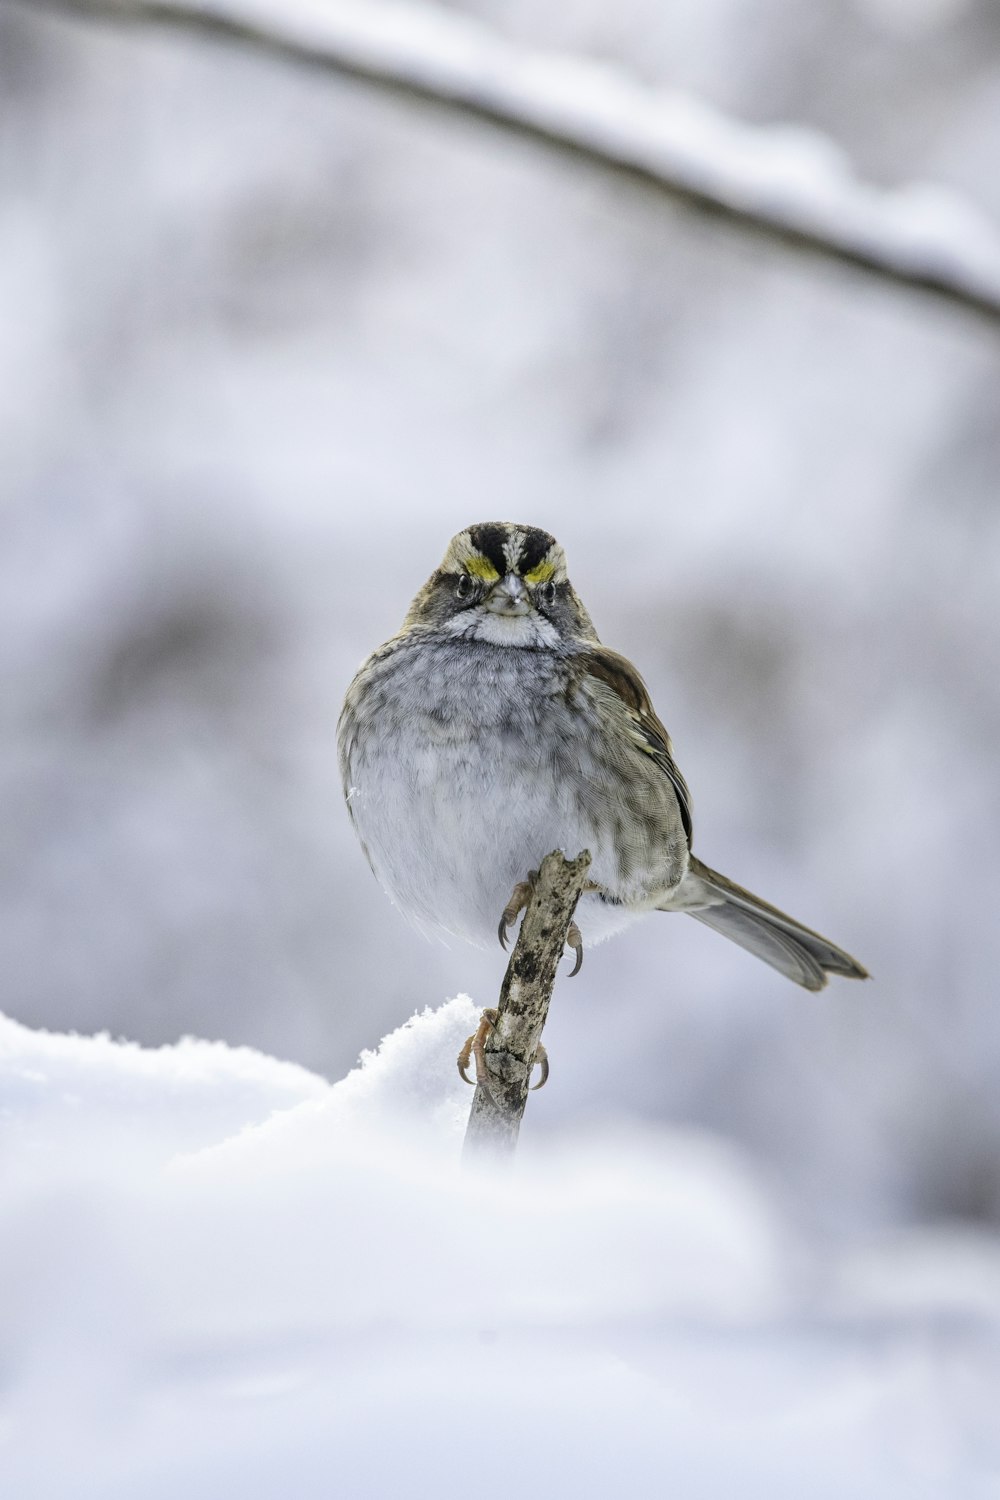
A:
[[486, 574, 531, 617]]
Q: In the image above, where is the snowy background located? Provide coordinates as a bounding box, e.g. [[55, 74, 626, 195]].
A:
[[2, 0, 1000, 1490]]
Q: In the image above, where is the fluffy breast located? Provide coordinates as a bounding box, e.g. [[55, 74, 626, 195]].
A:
[[339, 635, 686, 948]]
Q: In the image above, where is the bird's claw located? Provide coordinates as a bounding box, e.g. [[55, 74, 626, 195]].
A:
[[566, 919, 583, 977], [497, 872, 584, 978], [457, 1007, 498, 1091], [457, 1008, 550, 1094], [530, 1043, 549, 1090], [497, 876, 536, 950]]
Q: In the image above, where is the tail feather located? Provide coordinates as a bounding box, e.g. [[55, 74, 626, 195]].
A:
[[668, 856, 869, 992]]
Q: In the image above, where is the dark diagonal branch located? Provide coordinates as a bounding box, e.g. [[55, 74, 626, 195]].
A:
[[463, 849, 591, 1161], [18, 0, 1000, 330]]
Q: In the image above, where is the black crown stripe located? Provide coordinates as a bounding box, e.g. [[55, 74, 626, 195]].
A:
[[516, 528, 557, 576], [467, 523, 512, 579]]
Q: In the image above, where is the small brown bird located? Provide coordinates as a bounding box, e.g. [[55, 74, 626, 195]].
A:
[[338, 522, 868, 992]]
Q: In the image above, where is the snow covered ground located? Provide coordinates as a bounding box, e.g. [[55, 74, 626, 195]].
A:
[[3, 999, 998, 1497]]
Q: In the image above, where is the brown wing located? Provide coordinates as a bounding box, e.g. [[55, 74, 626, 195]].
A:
[[582, 646, 693, 846]]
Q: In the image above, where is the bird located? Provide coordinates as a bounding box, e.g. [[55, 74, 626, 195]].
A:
[[338, 521, 868, 1015]]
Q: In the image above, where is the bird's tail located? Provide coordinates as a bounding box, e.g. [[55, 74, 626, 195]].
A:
[[665, 855, 869, 992]]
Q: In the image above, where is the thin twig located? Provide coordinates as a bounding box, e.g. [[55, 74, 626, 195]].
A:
[[16, 0, 1000, 330], [463, 849, 591, 1162]]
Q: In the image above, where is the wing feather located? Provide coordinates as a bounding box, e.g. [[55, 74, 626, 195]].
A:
[[581, 646, 693, 846]]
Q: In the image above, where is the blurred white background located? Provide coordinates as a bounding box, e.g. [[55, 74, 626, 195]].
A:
[[3, 0, 1000, 1239]]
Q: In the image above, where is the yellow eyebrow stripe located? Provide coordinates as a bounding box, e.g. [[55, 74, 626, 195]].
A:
[[524, 559, 555, 585], [465, 554, 501, 582]]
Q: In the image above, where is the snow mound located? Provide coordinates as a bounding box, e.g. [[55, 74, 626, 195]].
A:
[[0, 1009, 329, 1160], [2, 999, 998, 1498]]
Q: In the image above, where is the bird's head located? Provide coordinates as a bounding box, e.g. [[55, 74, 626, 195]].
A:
[[404, 522, 597, 646]]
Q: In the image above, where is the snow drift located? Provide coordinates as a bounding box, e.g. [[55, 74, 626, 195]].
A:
[[2, 1000, 998, 1497]]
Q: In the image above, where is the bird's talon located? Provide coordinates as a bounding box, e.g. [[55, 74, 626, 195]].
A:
[[566, 919, 584, 977], [497, 875, 536, 952], [530, 1043, 549, 1091], [457, 1033, 475, 1086], [459, 1011, 549, 1096], [457, 1008, 499, 1096]]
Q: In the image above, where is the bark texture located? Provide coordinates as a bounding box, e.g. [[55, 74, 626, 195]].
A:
[[463, 848, 591, 1161]]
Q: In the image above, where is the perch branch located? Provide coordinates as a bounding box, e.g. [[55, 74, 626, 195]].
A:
[[463, 848, 591, 1162], [16, 0, 1000, 329]]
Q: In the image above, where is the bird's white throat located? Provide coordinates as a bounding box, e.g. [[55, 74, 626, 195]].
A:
[[451, 610, 560, 648]]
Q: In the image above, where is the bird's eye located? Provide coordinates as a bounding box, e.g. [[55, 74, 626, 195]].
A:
[[455, 574, 474, 600], [538, 581, 557, 607]]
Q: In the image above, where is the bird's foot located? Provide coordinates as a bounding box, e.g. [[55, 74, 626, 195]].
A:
[[497, 876, 537, 949], [457, 1007, 549, 1094], [457, 1007, 498, 1092], [497, 871, 586, 976]]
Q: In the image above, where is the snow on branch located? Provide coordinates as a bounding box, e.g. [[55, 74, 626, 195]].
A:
[[28, 0, 1000, 326]]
